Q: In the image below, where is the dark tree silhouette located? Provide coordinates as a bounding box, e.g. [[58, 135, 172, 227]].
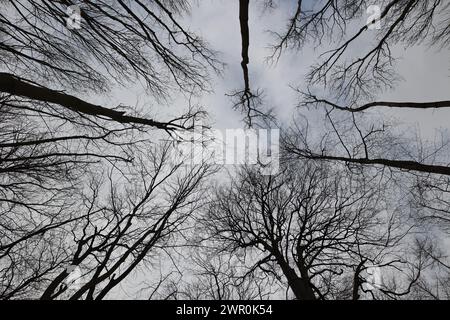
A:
[[227, 0, 274, 128], [1, 141, 212, 299], [1, 0, 449, 301], [268, 0, 450, 177], [0, 0, 218, 299], [200, 160, 423, 299]]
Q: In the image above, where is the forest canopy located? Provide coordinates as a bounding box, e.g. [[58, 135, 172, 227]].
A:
[[0, 0, 449, 300]]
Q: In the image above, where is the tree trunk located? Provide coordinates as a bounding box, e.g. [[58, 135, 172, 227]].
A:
[[274, 252, 316, 300]]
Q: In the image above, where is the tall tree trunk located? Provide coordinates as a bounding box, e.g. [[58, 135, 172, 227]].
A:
[[274, 250, 316, 300]]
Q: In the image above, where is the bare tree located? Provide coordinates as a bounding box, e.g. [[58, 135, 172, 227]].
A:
[[226, 0, 275, 128], [271, 0, 449, 98], [0, 1, 221, 299], [264, 0, 450, 177], [2, 0, 449, 301], [200, 159, 424, 300], [153, 250, 280, 300], [0, 0, 219, 220], [1, 140, 212, 299]]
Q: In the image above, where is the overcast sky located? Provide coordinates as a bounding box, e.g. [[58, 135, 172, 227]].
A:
[[97, 0, 449, 145], [100, 0, 450, 298]]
